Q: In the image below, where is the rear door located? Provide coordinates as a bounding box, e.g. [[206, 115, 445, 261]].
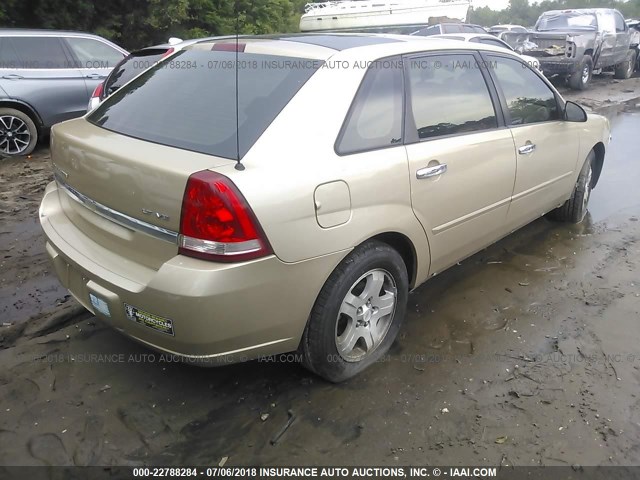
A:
[[612, 10, 631, 63], [484, 53, 580, 228], [0, 35, 87, 127], [597, 11, 618, 67], [63, 36, 126, 98], [404, 52, 517, 274]]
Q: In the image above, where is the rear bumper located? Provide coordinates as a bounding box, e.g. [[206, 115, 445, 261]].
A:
[[538, 59, 579, 76], [39, 181, 344, 365]]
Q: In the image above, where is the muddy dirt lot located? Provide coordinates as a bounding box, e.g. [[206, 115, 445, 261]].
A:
[[1, 76, 639, 468]]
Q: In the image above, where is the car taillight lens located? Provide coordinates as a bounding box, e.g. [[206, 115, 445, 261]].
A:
[[161, 47, 175, 59], [178, 170, 272, 262], [91, 82, 104, 99]]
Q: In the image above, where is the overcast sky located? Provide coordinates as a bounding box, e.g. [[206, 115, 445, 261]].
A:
[[472, 0, 512, 10]]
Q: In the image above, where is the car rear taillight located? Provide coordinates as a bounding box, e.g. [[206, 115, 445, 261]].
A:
[[91, 82, 104, 100], [212, 43, 246, 52], [178, 170, 272, 262], [161, 47, 175, 59]]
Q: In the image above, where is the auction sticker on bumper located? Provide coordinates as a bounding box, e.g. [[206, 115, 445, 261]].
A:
[[124, 304, 174, 336]]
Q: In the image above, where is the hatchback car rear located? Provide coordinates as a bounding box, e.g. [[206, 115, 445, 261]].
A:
[[40, 35, 610, 382]]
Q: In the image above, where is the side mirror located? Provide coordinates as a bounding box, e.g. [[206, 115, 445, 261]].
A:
[[167, 37, 183, 46], [564, 101, 588, 123]]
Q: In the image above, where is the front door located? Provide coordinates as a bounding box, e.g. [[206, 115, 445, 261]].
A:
[[484, 54, 581, 229]]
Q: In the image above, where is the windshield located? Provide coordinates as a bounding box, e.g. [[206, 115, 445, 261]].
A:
[[536, 12, 597, 31], [88, 49, 321, 159]]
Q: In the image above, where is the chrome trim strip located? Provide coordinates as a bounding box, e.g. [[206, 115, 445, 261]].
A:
[[55, 172, 179, 244], [511, 171, 573, 202], [433, 196, 511, 234], [179, 235, 262, 256]]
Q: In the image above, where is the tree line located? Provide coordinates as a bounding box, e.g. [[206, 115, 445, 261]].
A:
[[1, 0, 639, 51], [471, 0, 640, 28], [0, 0, 309, 50]]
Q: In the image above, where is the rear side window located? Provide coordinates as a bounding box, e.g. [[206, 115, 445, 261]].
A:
[[336, 58, 404, 155], [476, 37, 511, 50], [463, 25, 486, 33], [442, 25, 463, 33], [103, 49, 167, 98], [614, 12, 626, 32], [89, 50, 320, 159], [8, 37, 71, 69], [488, 55, 559, 125], [65, 37, 124, 69], [0, 38, 20, 68], [406, 54, 497, 140], [412, 26, 440, 36]]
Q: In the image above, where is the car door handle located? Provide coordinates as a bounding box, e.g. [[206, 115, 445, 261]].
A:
[[2, 74, 23, 80], [518, 144, 536, 155], [85, 73, 106, 79], [417, 164, 447, 179]]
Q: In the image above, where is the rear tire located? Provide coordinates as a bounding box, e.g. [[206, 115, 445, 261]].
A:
[[568, 56, 593, 91], [0, 108, 38, 157], [550, 150, 595, 223], [301, 240, 408, 383], [614, 50, 636, 80]]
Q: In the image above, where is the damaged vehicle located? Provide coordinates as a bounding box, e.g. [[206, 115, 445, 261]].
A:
[[629, 19, 640, 71], [505, 9, 637, 90]]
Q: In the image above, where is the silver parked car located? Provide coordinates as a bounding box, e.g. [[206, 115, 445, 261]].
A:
[[0, 29, 127, 156]]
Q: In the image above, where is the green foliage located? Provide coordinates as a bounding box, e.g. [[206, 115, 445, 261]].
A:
[[1, 0, 639, 51], [470, 0, 640, 28], [0, 0, 310, 50]]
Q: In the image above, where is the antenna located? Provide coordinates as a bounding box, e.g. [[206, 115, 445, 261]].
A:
[[234, 0, 245, 171]]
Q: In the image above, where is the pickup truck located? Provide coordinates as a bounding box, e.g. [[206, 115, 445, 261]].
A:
[[503, 8, 637, 90]]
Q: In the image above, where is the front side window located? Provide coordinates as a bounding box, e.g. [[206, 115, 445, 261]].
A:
[[336, 58, 403, 155], [8, 37, 70, 69], [614, 12, 627, 32], [65, 37, 124, 69], [488, 55, 559, 126], [406, 54, 497, 140]]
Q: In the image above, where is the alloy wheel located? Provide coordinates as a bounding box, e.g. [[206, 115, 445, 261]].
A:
[[0, 115, 32, 155], [335, 269, 397, 362]]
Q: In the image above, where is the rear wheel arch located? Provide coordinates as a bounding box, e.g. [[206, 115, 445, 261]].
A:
[[369, 232, 418, 289], [0, 100, 44, 132]]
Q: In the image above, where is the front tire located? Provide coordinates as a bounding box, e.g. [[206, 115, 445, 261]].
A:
[[550, 151, 595, 223], [568, 56, 593, 91], [302, 240, 408, 382], [0, 108, 38, 157]]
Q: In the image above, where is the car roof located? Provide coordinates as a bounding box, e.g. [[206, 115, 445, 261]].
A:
[[541, 8, 617, 15], [433, 33, 500, 42], [0, 28, 107, 38], [184, 33, 519, 62]]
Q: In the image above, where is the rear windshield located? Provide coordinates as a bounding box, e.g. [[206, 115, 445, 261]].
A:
[[88, 49, 321, 159], [536, 12, 598, 31], [103, 49, 168, 98]]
